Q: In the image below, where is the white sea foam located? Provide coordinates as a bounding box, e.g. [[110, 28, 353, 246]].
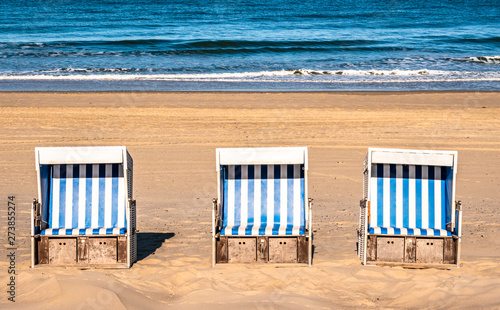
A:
[[466, 56, 500, 64], [0, 69, 499, 83]]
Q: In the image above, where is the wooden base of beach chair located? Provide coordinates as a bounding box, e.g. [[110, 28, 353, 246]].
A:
[[215, 235, 309, 264], [33, 235, 130, 268], [366, 235, 458, 266]]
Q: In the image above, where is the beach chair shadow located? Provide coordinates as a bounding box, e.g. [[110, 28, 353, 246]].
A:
[[136, 232, 175, 261], [31, 146, 137, 268], [358, 148, 462, 268], [212, 147, 313, 266]]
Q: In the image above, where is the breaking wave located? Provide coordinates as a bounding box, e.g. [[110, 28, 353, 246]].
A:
[[1, 68, 499, 84]]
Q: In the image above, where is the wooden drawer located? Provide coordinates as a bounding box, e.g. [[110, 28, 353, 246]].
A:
[[49, 238, 77, 264], [228, 238, 256, 263], [376, 237, 404, 262], [416, 238, 444, 264], [269, 238, 297, 263], [89, 238, 118, 264]]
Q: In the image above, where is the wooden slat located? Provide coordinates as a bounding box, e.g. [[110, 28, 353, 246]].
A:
[[77, 236, 89, 263], [257, 237, 269, 263], [374, 262, 456, 269], [297, 236, 308, 264], [404, 237, 416, 263], [117, 236, 127, 263], [216, 236, 228, 263], [443, 237, 457, 264], [366, 235, 377, 261], [38, 237, 49, 265]]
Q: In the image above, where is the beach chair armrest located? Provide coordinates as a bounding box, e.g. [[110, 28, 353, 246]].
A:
[[455, 201, 463, 237], [212, 198, 221, 232], [127, 199, 137, 234], [32, 199, 41, 233], [359, 198, 369, 233], [308, 198, 313, 235]]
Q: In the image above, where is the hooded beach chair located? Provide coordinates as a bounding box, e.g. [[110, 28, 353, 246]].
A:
[[212, 147, 312, 266], [31, 146, 137, 268], [358, 148, 462, 267]]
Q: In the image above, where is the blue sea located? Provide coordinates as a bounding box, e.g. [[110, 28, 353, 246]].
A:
[[0, 0, 498, 91]]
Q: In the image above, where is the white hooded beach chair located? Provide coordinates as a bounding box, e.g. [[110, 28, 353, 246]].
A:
[[31, 146, 137, 268], [212, 147, 312, 266], [358, 148, 462, 267]]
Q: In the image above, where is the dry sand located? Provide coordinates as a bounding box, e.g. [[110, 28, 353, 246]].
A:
[[0, 91, 499, 309]]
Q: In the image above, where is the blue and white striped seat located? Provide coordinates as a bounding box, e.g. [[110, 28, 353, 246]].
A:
[[369, 164, 453, 237], [220, 164, 305, 236], [41, 227, 126, 236], [40, 164, 127, 236], [368, 227, 451, 237]]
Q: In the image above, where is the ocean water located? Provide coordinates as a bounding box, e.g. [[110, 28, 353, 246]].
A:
[[0, 0, 498, 91]]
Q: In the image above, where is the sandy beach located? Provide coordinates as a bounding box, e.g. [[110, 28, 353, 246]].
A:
[[0, 91, 499, 309]]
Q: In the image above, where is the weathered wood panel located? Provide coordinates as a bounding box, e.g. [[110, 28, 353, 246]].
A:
[[49, 238, 77, 264], [404, 237, 416, 263], [216, 236, 228, 263], [443, 237, 456, 264], [376, 237, 404, 262], [117, 236, 127, 263], [297, 236, 308, 263], [256, 237, 268, 263], [77, 236, 89, 263], [269, 238, 297, 263], [228, 238, 257, 263], [89, 238, 117, 264], [366, 235, 377, 261], [416, 238, 444, 264], [38, 237, 49, 265]]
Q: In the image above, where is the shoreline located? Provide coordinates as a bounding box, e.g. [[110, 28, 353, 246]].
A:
[[1, 79, 499, 92], [1, 90, 499, 93]]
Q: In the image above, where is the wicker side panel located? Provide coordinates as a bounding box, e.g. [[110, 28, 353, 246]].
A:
[[127, 169, 133, 199], [358, 201, 366, 260], [359, 153, 370, 263], [127, 151, 133, 199], [130, 201, 137, 265], [363, 154, 369, 200], [127, 150, 134, 169], [363, 152, 369, 171], [131, 233, 137, 265]]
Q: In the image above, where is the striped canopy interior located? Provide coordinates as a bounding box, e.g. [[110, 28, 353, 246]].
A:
[[369, 163, 453, 237], [220, 164, 305, 236], [39, 164, 127, 236]]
